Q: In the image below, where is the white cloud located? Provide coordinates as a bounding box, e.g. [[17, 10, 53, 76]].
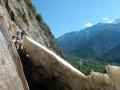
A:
[[85, 22, 93, 27], [106, 20, 114, 23], [102, 17, 109, 21], [102, 17, 114, 23]]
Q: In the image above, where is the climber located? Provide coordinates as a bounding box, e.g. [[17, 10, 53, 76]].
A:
[[21, 30, 26, 38], [14, 31, 27, 50], [12, 31, 20, 50], [8, 36, 16, 49], [11, 36, 16, 43]]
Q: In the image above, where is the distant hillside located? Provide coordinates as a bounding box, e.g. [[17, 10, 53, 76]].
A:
[[101, 44, 120, 63], [57, 21, 120, 63]]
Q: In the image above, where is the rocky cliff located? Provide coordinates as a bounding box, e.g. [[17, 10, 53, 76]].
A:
[[1, 0, 120, 90], [0, 0, 60, 54], [0, 17, 29, 90], [0, 0, 60, 90]]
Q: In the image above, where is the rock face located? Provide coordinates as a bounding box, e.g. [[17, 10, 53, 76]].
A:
[[0, 0, 60, 90], [0, 18, 28, 90], [0, 0, 59, 54]]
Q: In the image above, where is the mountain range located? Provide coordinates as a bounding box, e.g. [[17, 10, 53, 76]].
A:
[[57, 20, 120, 63]]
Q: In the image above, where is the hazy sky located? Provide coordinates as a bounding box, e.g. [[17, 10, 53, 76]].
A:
[[32, 0, 120, 38]]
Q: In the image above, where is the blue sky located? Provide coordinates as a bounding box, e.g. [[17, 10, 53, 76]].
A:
[[32, 0, 120, 38]]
